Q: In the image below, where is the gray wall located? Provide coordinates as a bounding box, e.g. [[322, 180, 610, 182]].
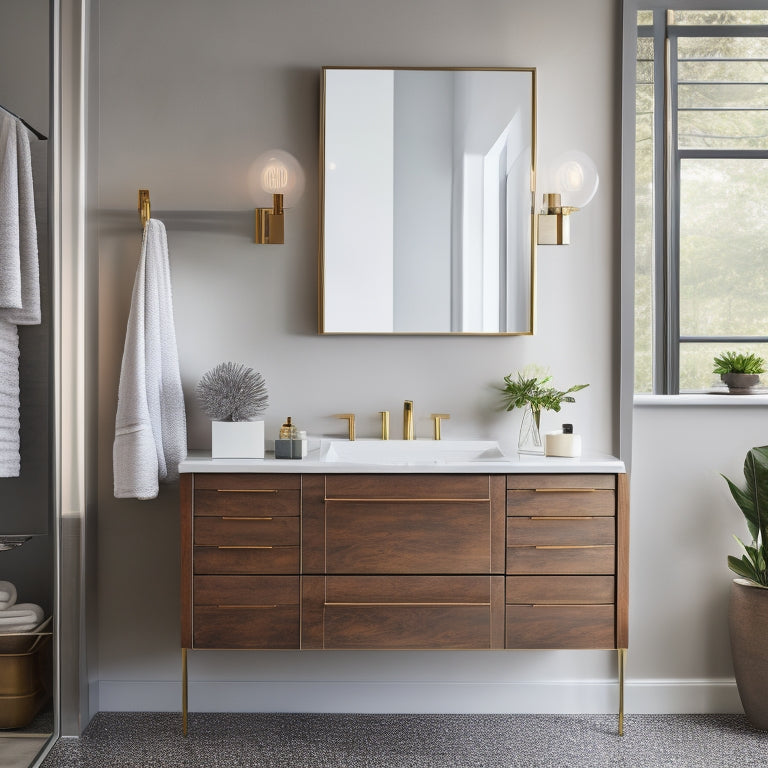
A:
[[93, 0, 744, 716]]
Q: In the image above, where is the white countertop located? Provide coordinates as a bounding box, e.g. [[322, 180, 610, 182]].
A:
[[179, 447, 625, 474]]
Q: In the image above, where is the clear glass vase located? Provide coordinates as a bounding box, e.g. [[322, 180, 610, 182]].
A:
[[518, 405, 544, 454]]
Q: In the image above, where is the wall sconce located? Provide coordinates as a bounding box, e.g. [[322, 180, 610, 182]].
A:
[[247, 149, 305, 244], [537, 151, 599, 245]]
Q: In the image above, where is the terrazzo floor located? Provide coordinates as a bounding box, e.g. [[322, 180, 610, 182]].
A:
[[39, 712, 767, 768]]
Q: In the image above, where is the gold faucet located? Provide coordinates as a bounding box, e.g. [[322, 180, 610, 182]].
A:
[[334, 413, 355, 441], [403, 400, 414, 440], [430, 413, 450, 440], [379, 411, 390, 440]]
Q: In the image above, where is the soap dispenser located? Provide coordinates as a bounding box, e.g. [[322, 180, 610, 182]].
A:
[[279, 416, 298, 440]]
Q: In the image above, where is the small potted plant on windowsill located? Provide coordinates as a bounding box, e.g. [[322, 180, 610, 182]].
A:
[[722, 446, 768, 729], [713, 351, 766, 394], [500, 367, 588, 454]]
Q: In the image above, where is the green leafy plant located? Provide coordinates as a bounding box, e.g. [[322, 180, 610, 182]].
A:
[[713, 351, 766, 376], [722, 446, 768, 587], [501, 370, 588, 416]]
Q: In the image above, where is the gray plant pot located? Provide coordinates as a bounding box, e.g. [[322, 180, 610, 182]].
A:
[[729, 579, 768, 729], [722, 372, 760, 393]]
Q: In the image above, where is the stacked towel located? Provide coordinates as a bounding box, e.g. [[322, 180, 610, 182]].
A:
[[0, 112, 41, 478], [0, 603, 44, 633], [113, 219, 187, 499], [0, 580, 17, 610]]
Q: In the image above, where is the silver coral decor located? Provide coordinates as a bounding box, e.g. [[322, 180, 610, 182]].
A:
[[196, 362, 269, 422]]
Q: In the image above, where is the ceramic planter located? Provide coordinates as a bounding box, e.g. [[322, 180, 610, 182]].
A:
[[722, 372, 760, 393], [211, 420, 264, 459], [729, 578, 768, 729]]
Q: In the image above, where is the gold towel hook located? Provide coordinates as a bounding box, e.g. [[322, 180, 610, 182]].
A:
[[138, 189, 151, 228]]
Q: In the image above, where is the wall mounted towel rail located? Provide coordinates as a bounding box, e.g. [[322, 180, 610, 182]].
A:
[[139, 189, 151, 228]]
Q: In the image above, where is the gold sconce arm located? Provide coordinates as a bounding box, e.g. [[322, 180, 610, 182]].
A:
[[255, 193, 285, 244]]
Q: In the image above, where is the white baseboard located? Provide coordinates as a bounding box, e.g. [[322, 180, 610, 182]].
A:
[[97, 679, 743, 715]]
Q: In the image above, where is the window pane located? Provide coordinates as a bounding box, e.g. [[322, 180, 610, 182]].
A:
[[679, 83, 768, 110], [679, 159, 768, 338], [678, 109, 768, 149], [635, 31, 655, 394], [637, 10, 653, 26], [680, 342, 768, 392], [672, 10, 768, 25], [679, 36, 768, 61], [679, 59, 768, 83]]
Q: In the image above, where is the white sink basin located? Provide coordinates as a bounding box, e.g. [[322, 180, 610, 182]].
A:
[[319, 439, 507, 466]]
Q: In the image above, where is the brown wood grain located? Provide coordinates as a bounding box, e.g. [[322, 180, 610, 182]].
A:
[[506, 490, 615, 517], [301, 575, 325, 649], [616, 472, 630, 648], [324, 501, 493, 574], [193, 606, 299, 649], [506, 545, 615, 575], [506, 516, 615, 547], [505, 605, 615, 649], [194, 489, 300, 517], [506, 474, 615, 491], [194, 516, 300, 546], [301, 475, 326, 574], [194, 473, 300, 491], [193, 545, 300, 575], [324, 575, 494, 603], [180, 473, 193, 648], [490, 475, 506, 573], [194, 575, 299, 606], [505, 576, 615, 605], [325, 474, 491, 499]]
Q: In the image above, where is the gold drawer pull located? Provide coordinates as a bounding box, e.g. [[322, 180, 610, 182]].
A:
[[217, 604, 278, 609], [217, 545, 273, 550], [216, 489, 280, 494], [533, 488, 596, 493], [324, 602, 489, 607], [325, 497, 490, 503], [532, 544, 609, 550], [529, 516, 593, 521], [221, 516, 273, 521], [530, 603, 609, 608]]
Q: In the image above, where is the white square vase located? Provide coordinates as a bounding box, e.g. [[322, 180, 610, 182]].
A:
[[211, 420, 265, 459]]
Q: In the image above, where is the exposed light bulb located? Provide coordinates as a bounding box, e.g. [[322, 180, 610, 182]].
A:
[[261, 159, 290, 194], [247, 149, 305, 208]]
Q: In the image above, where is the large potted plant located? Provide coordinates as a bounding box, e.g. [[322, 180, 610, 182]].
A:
[[500, 368, 588, 454], [713, 351, 766, 394], [722, 445, 768, 729]]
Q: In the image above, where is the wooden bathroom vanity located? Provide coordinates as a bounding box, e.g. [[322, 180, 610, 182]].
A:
[[179, 454, 628, 734]]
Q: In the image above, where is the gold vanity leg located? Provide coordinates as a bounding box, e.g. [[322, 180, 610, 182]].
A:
[[618, 648, 627, 736], [182, 647, 188, 736]]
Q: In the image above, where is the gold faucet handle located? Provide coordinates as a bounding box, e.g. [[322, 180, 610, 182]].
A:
[[334, 413, 355, 441], [430, 413, 450, 440], [379, 411, 390, 440]]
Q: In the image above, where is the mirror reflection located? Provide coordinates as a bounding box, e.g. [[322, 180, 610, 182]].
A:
[[320, 67, 536, 335]]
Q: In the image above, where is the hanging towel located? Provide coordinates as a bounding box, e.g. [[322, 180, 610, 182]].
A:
[[0, 602, 44, 633], [0, 113, 40, 478], [113, 219, 187, 500], [0, 580, 17, 610]]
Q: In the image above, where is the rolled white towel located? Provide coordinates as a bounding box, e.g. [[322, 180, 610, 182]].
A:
[[0, 602, 44, 633], [0, 580, 17, 610]]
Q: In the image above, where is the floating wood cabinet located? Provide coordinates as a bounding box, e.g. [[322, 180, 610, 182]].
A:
[[180, 470, 629, 733]]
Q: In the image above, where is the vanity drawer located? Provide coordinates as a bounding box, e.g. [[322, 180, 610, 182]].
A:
[[323, 501, 494, 574], [324, 474, 490, 500], [505, 605, 615, 649], [306, 575, 504, 650], [193, 545, 300, 574], [194, 515, 299, 546], [505, 576, 614, 605], [194, 474, 301, 491], [194, 575, 299, 606], [506, 544, 615, 575], [193, 606, 299, 649], [506, 517, 614, 547], [506, 474, 615, 491], [506, 489, 615, 517], [194, 489, 300, 517]]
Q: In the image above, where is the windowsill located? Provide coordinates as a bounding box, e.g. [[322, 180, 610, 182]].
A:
[[634, 392, 768, 406]]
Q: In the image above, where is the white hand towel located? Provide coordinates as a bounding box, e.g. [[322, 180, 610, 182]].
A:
[[0, 112, 40, 325], [0, 602, 44, 633], [0, 319, 20, 477], [113, 219, 187, 499], [0, 580, 17, 610]]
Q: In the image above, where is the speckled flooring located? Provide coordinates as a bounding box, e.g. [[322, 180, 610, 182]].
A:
[[38, 712, 767, 767]]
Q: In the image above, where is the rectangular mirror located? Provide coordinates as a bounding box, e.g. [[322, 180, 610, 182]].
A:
[[319, 66, 536, 335]]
